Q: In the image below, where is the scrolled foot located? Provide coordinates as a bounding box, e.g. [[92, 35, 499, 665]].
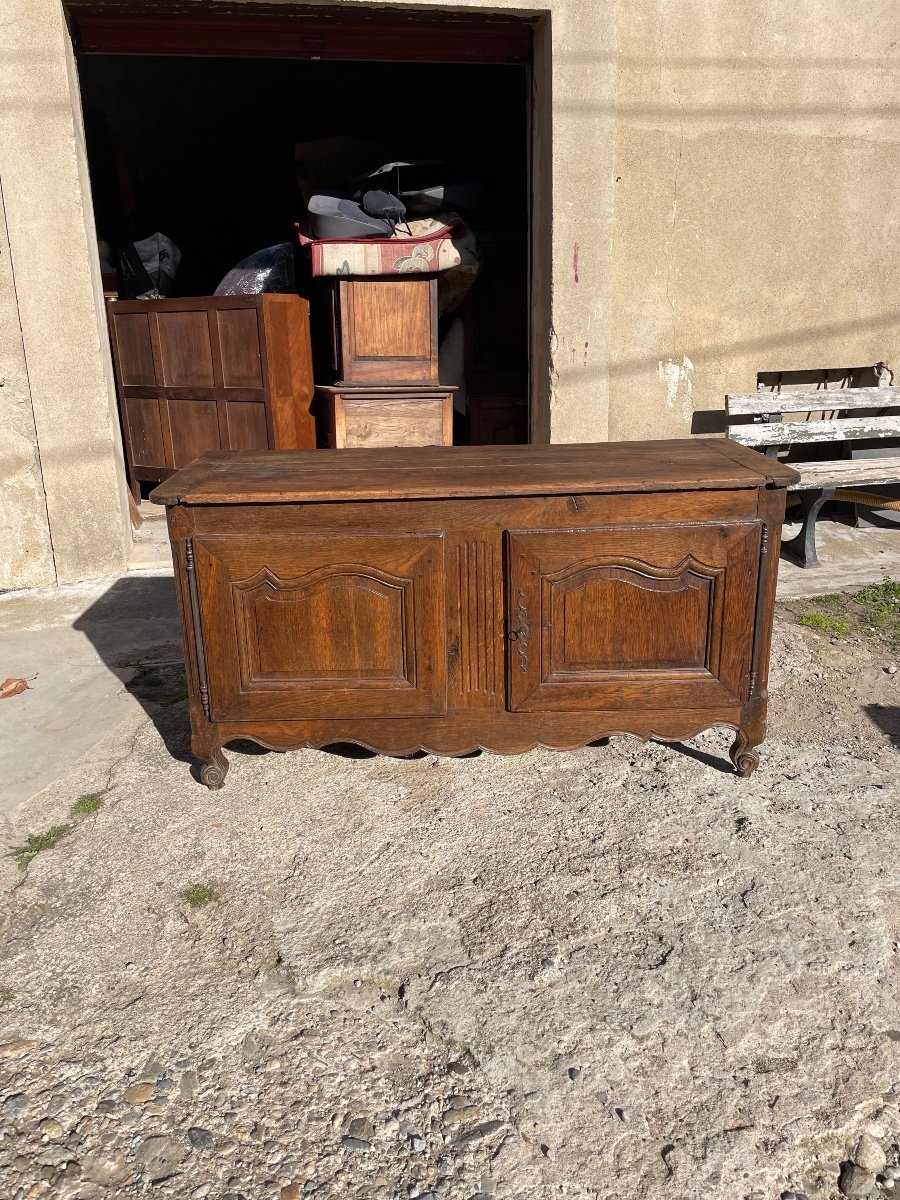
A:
[[729, 731, 760, 778], [200, 749, 228, 790]]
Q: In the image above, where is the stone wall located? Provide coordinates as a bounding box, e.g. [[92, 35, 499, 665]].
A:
[[608, 0, 900, 439], [0, 0, 130, 589], [0, 184, 55, 589]]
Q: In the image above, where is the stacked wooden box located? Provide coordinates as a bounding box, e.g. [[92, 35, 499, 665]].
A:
[[316, 276, 454, 448]]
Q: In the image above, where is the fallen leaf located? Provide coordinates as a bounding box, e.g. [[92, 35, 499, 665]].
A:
[[1, 674, 36, 699]]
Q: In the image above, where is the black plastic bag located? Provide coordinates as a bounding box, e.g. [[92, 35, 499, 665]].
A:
[[214, 244, 297, 296]]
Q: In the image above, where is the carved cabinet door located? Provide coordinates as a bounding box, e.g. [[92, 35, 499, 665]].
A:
[[193, 534, 446, 720], [506, 523, 762, 711]]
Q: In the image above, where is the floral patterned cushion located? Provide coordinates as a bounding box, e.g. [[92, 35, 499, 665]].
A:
[[295, 214, 480, 279]]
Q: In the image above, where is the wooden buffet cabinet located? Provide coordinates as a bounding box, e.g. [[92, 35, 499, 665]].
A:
[[108, 294, 315, 498], [151, 441, 799, 788]]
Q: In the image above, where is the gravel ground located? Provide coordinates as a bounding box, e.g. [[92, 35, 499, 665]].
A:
[[1, 610, 898, 1200]]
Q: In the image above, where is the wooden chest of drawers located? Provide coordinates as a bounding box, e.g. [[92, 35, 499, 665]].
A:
[[151, 441, 798, 788]]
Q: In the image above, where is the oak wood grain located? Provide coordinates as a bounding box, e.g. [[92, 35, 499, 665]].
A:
[[261, 295, 316, 450], [122, 396, 166, 468], [165, 398, 221, 470], [212, 708, 747, 758], [506, 522, 760, 711], [318, 387, 455, 449], [195, 533, 447, 721], [335, 276, 439, 384], [187, 490, 760, 536], [150, 440, 799, 506]]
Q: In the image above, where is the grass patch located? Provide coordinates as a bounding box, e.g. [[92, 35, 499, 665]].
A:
[[180, 884, 217, 908], [8, 792, 107, 876], [70, 793, 105, 819], [9, 824, 73, 871], [798, 613, 850, 634], [787, 577, 900, 653], [856, 578, 900, 631]]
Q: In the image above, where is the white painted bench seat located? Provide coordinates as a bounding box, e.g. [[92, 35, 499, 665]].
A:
[[788, 456, 900, 491], [726, 385, 900, 566]]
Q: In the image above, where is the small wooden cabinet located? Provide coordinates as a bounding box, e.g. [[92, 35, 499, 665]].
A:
[[310, 275, 448, 448], [325, 276, 439, 385], [151, 441, 798, 788], [108, 294, 315, 497]]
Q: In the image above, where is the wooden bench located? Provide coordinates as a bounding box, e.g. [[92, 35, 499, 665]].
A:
[[726, 385, 900, 567]]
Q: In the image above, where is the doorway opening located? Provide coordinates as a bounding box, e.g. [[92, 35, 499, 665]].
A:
[[70, 6, 534, 504]]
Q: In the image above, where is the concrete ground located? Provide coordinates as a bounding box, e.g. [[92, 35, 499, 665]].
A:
[[126, 502, 173, 573], [0, 582, 898, 1199], [777, 516, 900, 599], [0, 572, 181, 812]]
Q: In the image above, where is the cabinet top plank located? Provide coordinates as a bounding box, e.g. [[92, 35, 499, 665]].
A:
[[150, 439, 799, 506]]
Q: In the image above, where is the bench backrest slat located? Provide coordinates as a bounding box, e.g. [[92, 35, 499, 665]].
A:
[[726, 386, 900, 416], [729, 413, 900, 448]]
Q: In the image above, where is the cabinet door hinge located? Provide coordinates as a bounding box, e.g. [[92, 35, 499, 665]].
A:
[[184, 537, 211, 721]]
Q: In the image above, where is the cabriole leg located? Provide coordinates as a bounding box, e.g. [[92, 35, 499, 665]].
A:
[[729, 729, 760, 778], [198, 747, 228, 790], [192, 722, 228, 789]]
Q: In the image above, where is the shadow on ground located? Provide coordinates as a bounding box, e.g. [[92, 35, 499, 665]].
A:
[[72, 575, 195, 767], [666, 739, 734, 773], [70, 576, 397, 777], [864, 703, 900, 746]]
